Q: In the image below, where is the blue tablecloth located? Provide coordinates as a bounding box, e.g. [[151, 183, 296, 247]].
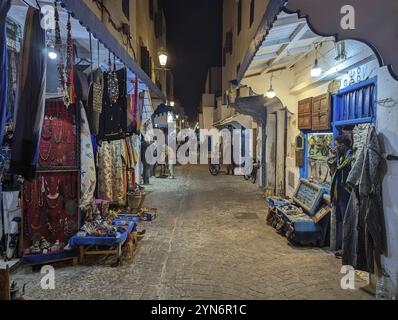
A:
[[22, 250, 78, 265], [68, 218, 137, 247]]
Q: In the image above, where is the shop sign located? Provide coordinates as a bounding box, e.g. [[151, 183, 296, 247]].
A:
[[284, 0, 398, 80]]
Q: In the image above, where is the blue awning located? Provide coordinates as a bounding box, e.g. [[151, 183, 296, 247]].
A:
[[61, 0, 165, 101]]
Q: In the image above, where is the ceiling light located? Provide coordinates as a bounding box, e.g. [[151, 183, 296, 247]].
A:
[[265, 74, 276, 99], [311, 44, 322, 77], [311, 59, 322, 77], [48, 49, 58, 60]]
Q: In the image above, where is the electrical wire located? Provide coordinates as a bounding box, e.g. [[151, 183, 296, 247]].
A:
[[91, 0, 137, 60]]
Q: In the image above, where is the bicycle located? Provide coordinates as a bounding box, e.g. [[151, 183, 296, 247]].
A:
[[243, 161, 259, 184], [209, 163, 221, 176]]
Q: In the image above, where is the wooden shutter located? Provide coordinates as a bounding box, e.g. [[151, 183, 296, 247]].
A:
[[312, 93, 331, 130], [298, 98, 313, 130], [149, 0, 154, 20], [225, 31, 233, 54], [155, 13, 163, 38], [140, 46, 150, 76]]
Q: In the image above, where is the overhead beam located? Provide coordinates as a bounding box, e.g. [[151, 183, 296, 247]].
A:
[[272, 15, 306, 29], [258, 24, 309, 75], [253, 52, 278, 61]]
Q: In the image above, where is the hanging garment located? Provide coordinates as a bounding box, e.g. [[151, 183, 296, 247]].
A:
[[6, 50, 19, 123], [343, 126, 387, 273], [111, 140, 127, 206], [0, 0, 11, 146], [73, 67, 90, 103], [79, 102, 96, 210], [86, 68, 103, 135], [98, 68, 128, 141], [1, 191, 21, 236], [126, 95, 135, 134], [97, 141, 113, 202], [10, 7, 46, 180]]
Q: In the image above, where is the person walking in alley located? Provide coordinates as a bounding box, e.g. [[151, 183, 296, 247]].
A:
[[141, 135, 151, 185], [331, 135, 353, 258]]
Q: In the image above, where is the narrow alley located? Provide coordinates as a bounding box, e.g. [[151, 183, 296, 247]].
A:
[[13, 166, 371, 300]]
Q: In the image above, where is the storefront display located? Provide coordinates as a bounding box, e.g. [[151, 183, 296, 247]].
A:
[[267, 179, 331, 246], [22, 171, 80, 255], [307, 133, 333, 185], [1, 0, 157, 270], [38, 100, 79, 169]]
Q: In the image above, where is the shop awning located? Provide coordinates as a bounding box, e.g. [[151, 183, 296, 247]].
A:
[[237, 0, 398, 82], [213, 114, 252, 129], [230, 95, 267, 126], [61, 0, 166, 101]]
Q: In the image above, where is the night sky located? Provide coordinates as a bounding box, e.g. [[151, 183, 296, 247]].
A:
[[162, 0, 223, 121]]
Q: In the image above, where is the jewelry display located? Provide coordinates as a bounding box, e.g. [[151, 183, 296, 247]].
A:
[[39, 140, 52, 161], [63, 12, 73, 108], [53, 120, 63, 144], [108, 52, 119, 105], [38, 176, 45, 207], [30, 222, 42, 232], [24, 183, 33, 206], [44, 178, 61, 209], [41, 116, 52, 140], [24, 210, 31, 236], [54, 2, 66, 98]]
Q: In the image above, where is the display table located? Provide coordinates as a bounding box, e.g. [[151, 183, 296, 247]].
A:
[[68, 218, 138, 264], [266, 179, 331, 246]]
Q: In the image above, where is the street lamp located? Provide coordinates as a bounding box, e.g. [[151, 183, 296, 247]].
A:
[[170, 101, 175, 107], [158, 49, 168, 68]]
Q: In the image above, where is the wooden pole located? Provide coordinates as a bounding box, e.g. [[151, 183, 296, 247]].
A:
[[0, 265, 11, 300]]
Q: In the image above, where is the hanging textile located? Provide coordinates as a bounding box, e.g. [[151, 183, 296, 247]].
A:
[[126, 95, 135, 134], [0, 0, 11, 146], [343, 125, 387, 273], [132, 75, 138, 127], [97, 141, 113, 202], [10, 6, 46, 180], [73, 67, 89, 103], [87, 68, 103, 135], [79, 102, 96, 210], [98, 68, 128, 141], [6, 50, 19, 123], [137, 91, 145, 134], [111, 140, 127, 206]]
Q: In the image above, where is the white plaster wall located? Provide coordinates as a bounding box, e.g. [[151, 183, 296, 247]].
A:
[[376, 67, 398, 293], [202, 107, 215, 129]]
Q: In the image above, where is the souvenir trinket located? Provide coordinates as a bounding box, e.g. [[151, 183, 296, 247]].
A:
[[40, 237, 51, 251], [30, 242, 41, 255]]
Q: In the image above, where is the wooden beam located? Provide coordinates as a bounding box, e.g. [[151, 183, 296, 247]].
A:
[[271, 24, 309, 66]]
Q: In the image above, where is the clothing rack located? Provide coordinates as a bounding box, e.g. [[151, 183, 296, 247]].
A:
[[385, 154, 398, 161], [21, 0, 41, 10]]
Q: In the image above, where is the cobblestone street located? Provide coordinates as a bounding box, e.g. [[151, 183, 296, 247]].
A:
[[13, 165, 372, 300]]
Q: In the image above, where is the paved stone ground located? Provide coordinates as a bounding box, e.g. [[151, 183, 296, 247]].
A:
[[13, 165, 372, 300]]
